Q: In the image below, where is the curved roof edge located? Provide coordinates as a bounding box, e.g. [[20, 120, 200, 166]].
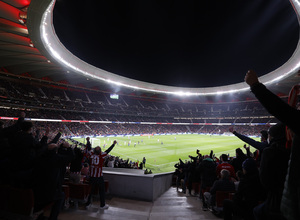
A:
[[27, 0, 300, 97]]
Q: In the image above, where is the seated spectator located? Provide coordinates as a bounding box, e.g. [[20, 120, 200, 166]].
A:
[[203, 169, 235, 211], [234, 170, 244, 191]]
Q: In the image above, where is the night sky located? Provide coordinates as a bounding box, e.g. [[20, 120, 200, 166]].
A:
[[53, 0, 299, 88]]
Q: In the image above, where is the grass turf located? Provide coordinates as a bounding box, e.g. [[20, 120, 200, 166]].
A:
[[73, 134, 259, 174]]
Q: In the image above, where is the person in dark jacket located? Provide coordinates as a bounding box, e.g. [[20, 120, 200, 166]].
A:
[[230, 148, 248, 173], [245, 70, 299, 220], [229, 126, 268, 165], [254, 123, 289, 220], [0, 112, 25, 184], [33, 141, 74, 220], [69, 145, 84, 183], [223, 158, 266, 220], [174, 159, 185, 192], [9, 121, 50, 188], [203, 169, 235, 210], [198, 156, 217, 206]]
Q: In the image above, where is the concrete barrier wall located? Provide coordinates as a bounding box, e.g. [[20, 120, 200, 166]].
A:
[[103, 167, 174, 202]]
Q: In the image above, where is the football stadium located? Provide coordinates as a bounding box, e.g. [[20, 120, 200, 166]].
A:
[[0, 0, 300, 220]]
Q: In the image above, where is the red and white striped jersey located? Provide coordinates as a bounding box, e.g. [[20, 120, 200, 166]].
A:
[[89, 152, 108, 177]]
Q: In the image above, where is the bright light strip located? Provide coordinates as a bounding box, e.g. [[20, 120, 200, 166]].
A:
[[38, 0, 300, 97], [0, 116, 276, 126]]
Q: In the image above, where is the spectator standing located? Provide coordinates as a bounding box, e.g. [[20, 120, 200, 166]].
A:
[[198, 155, 217, 208], [216, 154, 236, 180], [254, 123, 289, 219], [33, 141, 74, 220], [245, 70, 299, 220], [230, 148, 248, 173], [69, 145, 84, 183], [174, 159, 185, 192], [223, 158, 266, 220], [86, 140, 117, 210], [229, 126, 268, 165]]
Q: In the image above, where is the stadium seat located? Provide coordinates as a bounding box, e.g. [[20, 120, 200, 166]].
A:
[[213, 190, 235, 213], [67, 183, 91, 209]]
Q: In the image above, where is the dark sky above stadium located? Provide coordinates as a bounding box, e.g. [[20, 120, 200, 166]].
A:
[[53, 0, 299, 88]]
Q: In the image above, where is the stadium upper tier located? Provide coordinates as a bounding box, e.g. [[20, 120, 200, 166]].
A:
[[0, 75, 279, 126]]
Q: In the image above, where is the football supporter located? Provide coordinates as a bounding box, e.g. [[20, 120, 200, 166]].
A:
[[203, 169, 235, 211], [229, 126, 268, 165], [245, 70, 299, 220], [223, 158, 266, 220], [86, 140, 117, 210], [69, 144, 84, 183], [230, 148, 248, 173], [216, 154, 236, 180], [197, 155, 217, 204], [33, 139, 74, 220]]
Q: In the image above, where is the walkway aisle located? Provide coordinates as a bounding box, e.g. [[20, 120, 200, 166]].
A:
[[55, 187, 220, 220]]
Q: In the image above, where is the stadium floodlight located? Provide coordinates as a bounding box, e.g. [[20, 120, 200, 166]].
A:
[[34, 0, 300, 97]]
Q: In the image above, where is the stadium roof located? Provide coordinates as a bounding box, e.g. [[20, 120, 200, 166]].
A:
[[0, 0, 299, 102]]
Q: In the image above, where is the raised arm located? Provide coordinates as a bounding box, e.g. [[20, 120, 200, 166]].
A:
[[245, 70, 300, 135], [105, 140, 117, 154]]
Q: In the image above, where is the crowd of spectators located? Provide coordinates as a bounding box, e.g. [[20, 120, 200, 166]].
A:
[[0, 112, 74, 220], [0, 73, 298, 220], [0, 76, 280, 125], [0, 113, 270, 138], [173, 121, 287, 220], [172, 70, 299, 220]]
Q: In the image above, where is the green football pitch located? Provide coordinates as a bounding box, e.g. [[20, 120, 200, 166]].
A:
[[73, 134, 259, 174]]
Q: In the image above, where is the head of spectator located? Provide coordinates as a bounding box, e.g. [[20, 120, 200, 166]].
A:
[[94, 146, 101, 155], [220, 169, 230, 180], [221, 154, 229, 163], [268, 122, 286, 143], [235, 148, 245, 158], [242, 158, 258, 175], [260, 130, 268, 142], [21, 121, 33, 133]]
